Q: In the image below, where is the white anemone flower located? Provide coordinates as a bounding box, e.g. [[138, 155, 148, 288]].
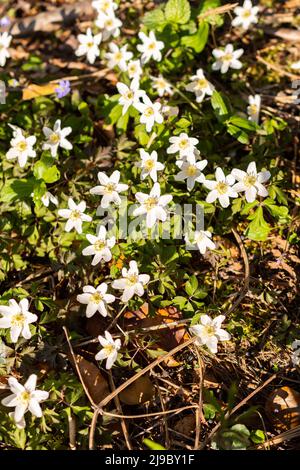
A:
[[247, 94, 261, 124], [185, 68, 215, 103], [41, 191, 58, 208], [42, 119, 72, 157], [117, 77, 145, 115], [0, 31, 12, 66], [203, 168, 238, 208], [6, 126, 36, 168], [75, 27, 102, 64], [105, 43, 133, 71], [1, 375, 49, 429], [95, 11, 122, 40], [133, 182, 172, 229], [90, 170, 128, 208], [212, 44, 244, 74], [138, 149, 165, 182], [134, 95, 163, 132], [152, 75, 172, 97], [0, 299, 37, 343], [77, 283, 115, 318], [126, 59, 142, 79], [175, 159, 208, 191], [167, 132, 199, 161], [82, 226, 116, 265], [95, 331, 121, 369], [231, 161, 271, 203], [58, 198, 92, 234], [232, 0, 259, 30], [185, 230, 216, 255], [92, 0, 117, 14], [137, 31, 164, 63], [112, 260, 150, 302], [190, 315, 231, 354]]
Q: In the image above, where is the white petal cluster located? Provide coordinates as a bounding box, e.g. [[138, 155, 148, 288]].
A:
[[185, 69, 214, 103], [95, 331, 121, 369], [232, 0, 259, 30], [0, 31, 12, 66], [1, 375, 49, 429], [133, 182, 173, 229], [75, 27, 102, 64], [212, 44, 244, 74], [42, 119, 72, 158], [82, 226, 116, 266], [77, 283, 115, 318], [58, 198, 92, 234], [90, 170, 128, 208], [190, 315, 231, 354], [112, 260, 150, 302], [6, 125, 36, 168], [0, 299, 37, 343]]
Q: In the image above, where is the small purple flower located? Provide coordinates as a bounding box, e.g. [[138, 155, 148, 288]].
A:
[[55, 80, 71, 99], [0, 17, 11, 27]]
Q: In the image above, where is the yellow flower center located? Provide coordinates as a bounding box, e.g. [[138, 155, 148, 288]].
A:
[[179, 139, 188, 149], [216, 182, 228, 194], [243, 175, 257, 187], [145, 159, 155, 170], [49, 133, 60, 144], [144, 196, 158, 211], [204, 325, 216, 336], [127, 274, 139, 285], [249, 104, 258, 115], [17, 141, 28, 152], [70, 210, 82, 220], [105, 183, 116, 193], [20, 391, 31, 404], [144, 107, 154, 117], [148, 42, 156, 50], [187, 165, 197, 177], [196, 79, 208, 90], [242, 9, 251, 18], [94, 240, 106, 251], [223, 53, 233, 62], [104, 344, 115, 355], [91, 292, 103, 303], [114, 52, 122, 61], [105, 19, 113, 27], [126, 90, 134, 100], [11, 313, 25, 327]]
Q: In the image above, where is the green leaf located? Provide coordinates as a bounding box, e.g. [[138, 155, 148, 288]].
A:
[[143, 438, 166, 450], [228, 116, 258, 131], [33, 158, 60, 183], [165, 0, 191, 25], [185, 275, 198, 296], [245, 206, 270, 241], [181, 21, 209, 53], [198, 0, 223, 27], [263, 199, 289, 222], [250, 429, 265, 444], [211, 91, 229, 122], [143, 7, 166, 30], [226, 124, 249, 144], [0, 178, 36, 203]]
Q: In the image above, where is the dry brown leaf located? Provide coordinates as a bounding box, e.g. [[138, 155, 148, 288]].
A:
[[174, 415, 196, 435], [265, 386, 300, 431], [119, 375, 155, 405], [70, 354, 110, 405], [23, 83, 57, 100]]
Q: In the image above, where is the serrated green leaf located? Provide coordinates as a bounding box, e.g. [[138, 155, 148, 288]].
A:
[[165, 0, 191, 25]]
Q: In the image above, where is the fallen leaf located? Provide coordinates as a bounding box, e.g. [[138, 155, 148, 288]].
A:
[[265, 386, 300, 431], [69, 354, 110, 405], [119, 375, 155, 405], [23, 83, 57, 100], [174, 415, 195, 435]]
